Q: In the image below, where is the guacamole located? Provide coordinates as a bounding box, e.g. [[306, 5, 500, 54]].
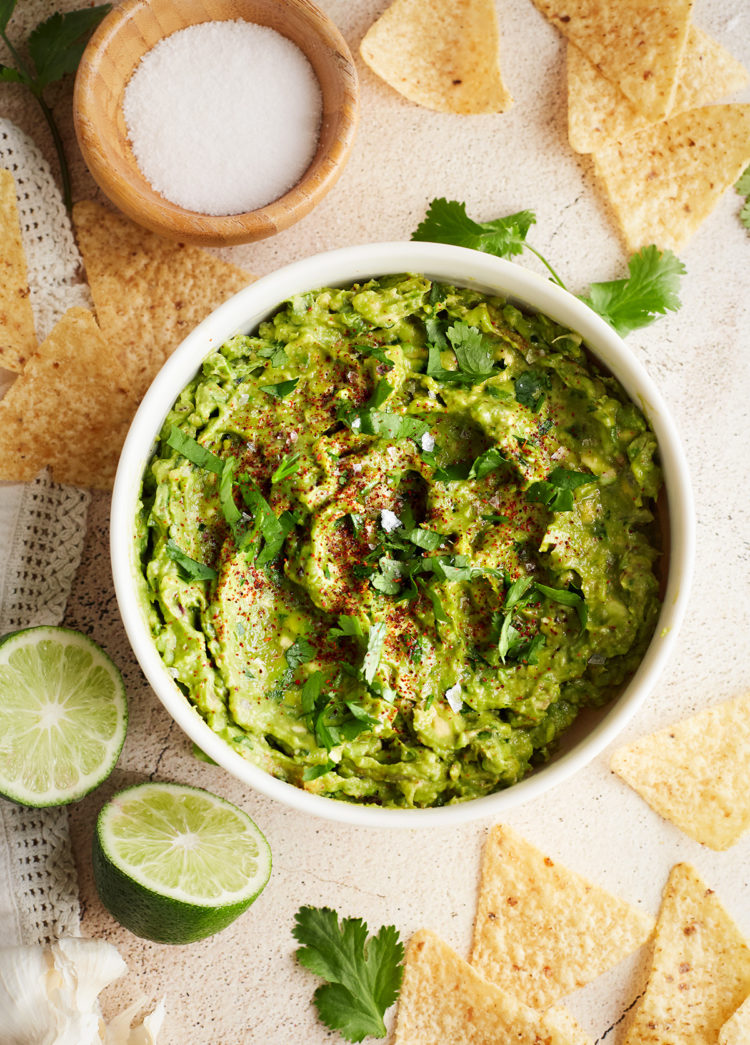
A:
[[137, 275, 662, 808]]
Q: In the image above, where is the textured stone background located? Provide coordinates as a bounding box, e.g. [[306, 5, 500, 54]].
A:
[[1, 0, 749, 1041]]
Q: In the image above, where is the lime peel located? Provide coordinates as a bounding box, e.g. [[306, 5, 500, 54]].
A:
[[93, 781, 272, 944]]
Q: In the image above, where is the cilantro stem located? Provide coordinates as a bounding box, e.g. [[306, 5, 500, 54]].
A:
[[34, 92, 73, 212], [0, 30, 32, 80], [524, 244, 567, 290]]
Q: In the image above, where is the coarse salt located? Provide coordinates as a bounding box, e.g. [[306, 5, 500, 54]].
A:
[[123, 21, 322, 215], [380, 509, 401, 533], [445, 683, 463, 712]]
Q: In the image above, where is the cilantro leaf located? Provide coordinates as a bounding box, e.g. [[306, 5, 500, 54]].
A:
[[736, 165, 750, 231], [581, 246, 685, 337], [27, 7, 111, 90], [412, 197, 535, 259], [218, 457, 242, 529], [514, 369, 550, 412], [329, 614, 365, 640], [284, 637, 316, 669], [362, 622, 387, 684], [293, 906, 404, 1043], [526, 467, 594, 512], [166, 425, 224, 474], [260, 377, 299, 399], [468, 447, 506, 480], [165, 539, 217, 581], [497, 575, 535, 661], [0, 1, 16, 36], [346, 407, 430, 443], [736, 164, 750, 197], [446, 321, 494, 375], [535, 581, 588, 629]]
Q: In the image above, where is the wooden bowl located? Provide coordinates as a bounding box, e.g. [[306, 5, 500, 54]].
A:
[[73, 0, 359, 246]]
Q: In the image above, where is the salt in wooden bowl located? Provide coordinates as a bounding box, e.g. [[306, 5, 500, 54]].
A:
[[73, 0, 359, 246]]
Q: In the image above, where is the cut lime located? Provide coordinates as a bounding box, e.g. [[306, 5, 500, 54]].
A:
[[0, 626, 127, 806], [92, 781, 272, 944]]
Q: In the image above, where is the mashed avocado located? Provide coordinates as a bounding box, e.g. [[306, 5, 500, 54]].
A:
[[137, 275, 662, 808]]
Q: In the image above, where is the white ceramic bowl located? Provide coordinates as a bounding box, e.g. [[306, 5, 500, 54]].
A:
[[111, 242, 694, 827]]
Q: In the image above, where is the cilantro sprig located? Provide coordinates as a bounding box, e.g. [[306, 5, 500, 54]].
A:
[[412, 198, 685, 337], [293, 906, 404, 1043], [736, 165, 750, 231], [0, 2, 111, 210]]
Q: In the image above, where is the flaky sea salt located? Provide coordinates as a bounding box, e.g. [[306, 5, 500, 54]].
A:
[[445, 683, 463, 712], [123, 21, 322, 215], [380, 509, 401, 533]]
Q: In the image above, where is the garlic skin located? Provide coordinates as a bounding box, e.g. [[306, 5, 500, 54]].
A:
[[0, 939, 164, 1045]]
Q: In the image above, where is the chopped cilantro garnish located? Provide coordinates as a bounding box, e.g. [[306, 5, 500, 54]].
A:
[[285, 637, 316, 669], [218, 456, 242, 530], [165, 539, 217, 581], [293, 906, 404, 1043], [260, 377, 299, 399], [536, 582, 588, 629], [271, 451, 302, 483], [354, 343, 395, 370], [514, 369, 550, 412], [362, 622, 387, 685], [526, 467, 594, 512], [329, 615, 365, 640], [497, 576, 535, 662], [468, 447, 506, 480], [166, 425, 224, 474]]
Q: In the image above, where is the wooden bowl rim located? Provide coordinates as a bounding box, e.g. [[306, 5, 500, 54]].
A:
[[73, 0, 359, 246]]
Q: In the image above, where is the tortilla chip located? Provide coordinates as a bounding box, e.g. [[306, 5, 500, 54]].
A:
[[360, 0, 513, 115], [0, 169, 37, 372], [0, 308, 135, 490], [568, 26, 749, 153], [72, 201, 254, 400], [393, 929, 592, 1045], [612, 691, 750, 850], [470, 824, 653, 1009], [531, 0, 694, 121], [719, 995, 750, 1045], [623, 864, 750, 1045], [592, 104, 750, 252]]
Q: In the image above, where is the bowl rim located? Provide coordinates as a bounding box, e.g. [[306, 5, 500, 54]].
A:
[[111, 241, 695, 828], [73, 0, 360, 246]]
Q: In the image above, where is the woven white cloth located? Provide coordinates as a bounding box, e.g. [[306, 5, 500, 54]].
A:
[[0, 121, 92, 946]]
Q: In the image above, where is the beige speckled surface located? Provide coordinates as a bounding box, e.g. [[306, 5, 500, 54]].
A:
[[2, 0, 750, 1041]]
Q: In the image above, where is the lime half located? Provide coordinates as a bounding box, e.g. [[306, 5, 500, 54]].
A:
[[0, 626, 127, 806], [92, 781, 272, 944]]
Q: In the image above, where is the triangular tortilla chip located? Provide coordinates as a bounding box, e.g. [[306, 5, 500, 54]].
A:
[[72, 201, 254, 400], [470, 824, 653, 1009], [393, 929, 592, 1045], [360, 0, 513, 115], [531, 0, 694, 121], [719, 995, 750, 1045], [612, 691, 750, 850], [568, 26, 749, 153], [592, 104, 750, 252], [0, 307, 135, 490], [0, 168, 37, 372], [623, 864, 750, 1045]]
